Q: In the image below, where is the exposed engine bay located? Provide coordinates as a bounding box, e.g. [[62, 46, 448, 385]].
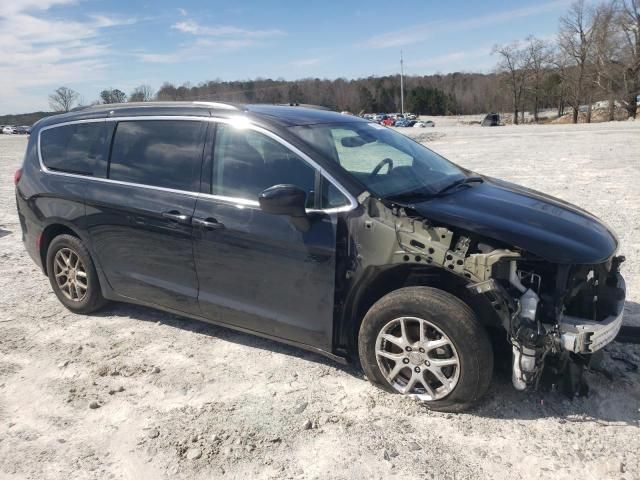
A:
[[353, 194, 627, 394]]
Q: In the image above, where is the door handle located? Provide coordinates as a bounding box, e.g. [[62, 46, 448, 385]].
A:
[[162, 210, 192, 224], [192, 217, 225, 230]]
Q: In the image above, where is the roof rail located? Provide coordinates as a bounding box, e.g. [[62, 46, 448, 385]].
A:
[[191, 101, 239, 110], [69, 105, 93, 112], [69, 101, 240, 112], [278, 103, 332, 111]]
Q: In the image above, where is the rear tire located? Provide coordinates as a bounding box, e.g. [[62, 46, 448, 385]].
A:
[[46, 234, 108, 314], [358, 286, 493, 412]]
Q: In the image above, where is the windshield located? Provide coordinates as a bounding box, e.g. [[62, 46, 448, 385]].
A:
[[290, 122, 465, 199]]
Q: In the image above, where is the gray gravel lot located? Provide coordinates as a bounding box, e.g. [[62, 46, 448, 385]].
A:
[[0, 122, 639, 480]]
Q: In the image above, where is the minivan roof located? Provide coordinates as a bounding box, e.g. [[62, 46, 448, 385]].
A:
[[34, 101, 366, 129], [245, 104, 365, 126]]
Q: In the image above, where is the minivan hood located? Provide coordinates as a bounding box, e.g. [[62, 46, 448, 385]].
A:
[[407, 177, 618, 264]]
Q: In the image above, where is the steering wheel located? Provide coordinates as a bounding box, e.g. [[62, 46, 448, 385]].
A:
[[371, 158, 394, 177]]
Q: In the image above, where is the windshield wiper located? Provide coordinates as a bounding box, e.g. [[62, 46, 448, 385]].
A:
[[433, 176, 484, 196], [384, 176, 484, 204], [384, 188, 433, 203]]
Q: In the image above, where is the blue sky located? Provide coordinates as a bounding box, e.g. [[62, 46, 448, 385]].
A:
[[0, 0, 572, 114]]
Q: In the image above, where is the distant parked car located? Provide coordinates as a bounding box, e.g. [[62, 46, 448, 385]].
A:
[[2, 126, 16, 134], [414, 120, 435, 128], [481, 113, 501, 127], [14, 126, 30, 135], [382, 117, 395, 126], [394, 119, 417, 127]]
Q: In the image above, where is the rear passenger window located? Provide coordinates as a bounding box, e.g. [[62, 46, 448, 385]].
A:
[[40, 122, 112, 177], [109, 120, 206, 191]]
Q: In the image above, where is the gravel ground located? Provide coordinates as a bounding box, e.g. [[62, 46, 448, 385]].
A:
[[1, 122, 639, 480]]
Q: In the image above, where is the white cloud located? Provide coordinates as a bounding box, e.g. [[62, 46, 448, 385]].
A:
[[406, 47, 494, 69], [194, 38, 256, 49], [135, 18, 286, 65], [171, 20, 285, 39], [134, 52, 189, 64], [134, 37, 257, 64], [0, 3, 135, 113], [88, 14, 137, 28], [364, 0, 570, 48], [291, 57, 324, 67], [1, 0, 76, 16], [171, 20, 284, 38]]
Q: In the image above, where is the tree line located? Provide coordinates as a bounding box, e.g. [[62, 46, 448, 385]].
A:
[[46, 0, 639, 123], [48, 77, 476, 116], [494, 0, 639, 123]]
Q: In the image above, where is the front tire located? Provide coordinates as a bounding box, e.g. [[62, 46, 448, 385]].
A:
[[46, 234, 107, 314], [358, 286, 493, 412]]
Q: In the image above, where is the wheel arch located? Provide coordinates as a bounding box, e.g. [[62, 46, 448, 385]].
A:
[[39, 223, 82, 275], [336, 263, 503, 357]]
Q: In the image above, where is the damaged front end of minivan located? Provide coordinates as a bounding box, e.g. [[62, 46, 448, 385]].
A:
[[343, 192, 626, 395]]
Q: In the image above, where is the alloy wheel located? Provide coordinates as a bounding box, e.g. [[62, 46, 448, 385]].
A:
[[53, 247, 88, 302], [375, 316, 460, 400]]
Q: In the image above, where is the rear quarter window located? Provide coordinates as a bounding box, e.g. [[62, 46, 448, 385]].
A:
[[40, 122, 112, 177]]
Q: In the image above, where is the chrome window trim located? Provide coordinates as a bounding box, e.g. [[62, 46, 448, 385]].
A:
[[37, 115, 358, 213]]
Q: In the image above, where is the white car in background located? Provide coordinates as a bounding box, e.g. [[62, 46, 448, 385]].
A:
[[2, 126, 15, 134], [414, 120, 435, 128]]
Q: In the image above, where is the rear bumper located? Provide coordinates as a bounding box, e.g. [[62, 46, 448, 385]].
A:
[[558, 273, 626, 353]]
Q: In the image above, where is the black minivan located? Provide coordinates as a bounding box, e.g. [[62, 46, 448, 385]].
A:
[[16, 102, 625, 412]]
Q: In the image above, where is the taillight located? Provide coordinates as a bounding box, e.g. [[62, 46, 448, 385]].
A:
[[14, 168, 22, 186]]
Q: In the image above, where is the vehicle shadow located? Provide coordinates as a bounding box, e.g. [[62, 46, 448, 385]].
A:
[[0, 225, 11, 240], [621, 300, 640, 328], [97, 301, 640, 425], [96, 301, 363, 377]]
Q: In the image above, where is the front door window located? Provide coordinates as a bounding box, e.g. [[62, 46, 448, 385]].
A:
[[212, 124, 316, 207]]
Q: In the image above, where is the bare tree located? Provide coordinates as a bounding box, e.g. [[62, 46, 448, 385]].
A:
[[524, 36, 551, 121], [558, 0, 599, 123], [48, 86, 79, 112], [618, 0, 640, 118], [591, 1, 623, 121], [493, 42, 530, 124], [100, 88, 127, 104], [129, 85, 154, 102], [547, 46, 570, 117]]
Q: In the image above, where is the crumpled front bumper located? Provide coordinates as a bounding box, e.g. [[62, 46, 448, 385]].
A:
[[558, 273, 626, 354]]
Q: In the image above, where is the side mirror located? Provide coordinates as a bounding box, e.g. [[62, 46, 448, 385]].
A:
[[259, 184, 310, 232], [259, 184, 307, 216]]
